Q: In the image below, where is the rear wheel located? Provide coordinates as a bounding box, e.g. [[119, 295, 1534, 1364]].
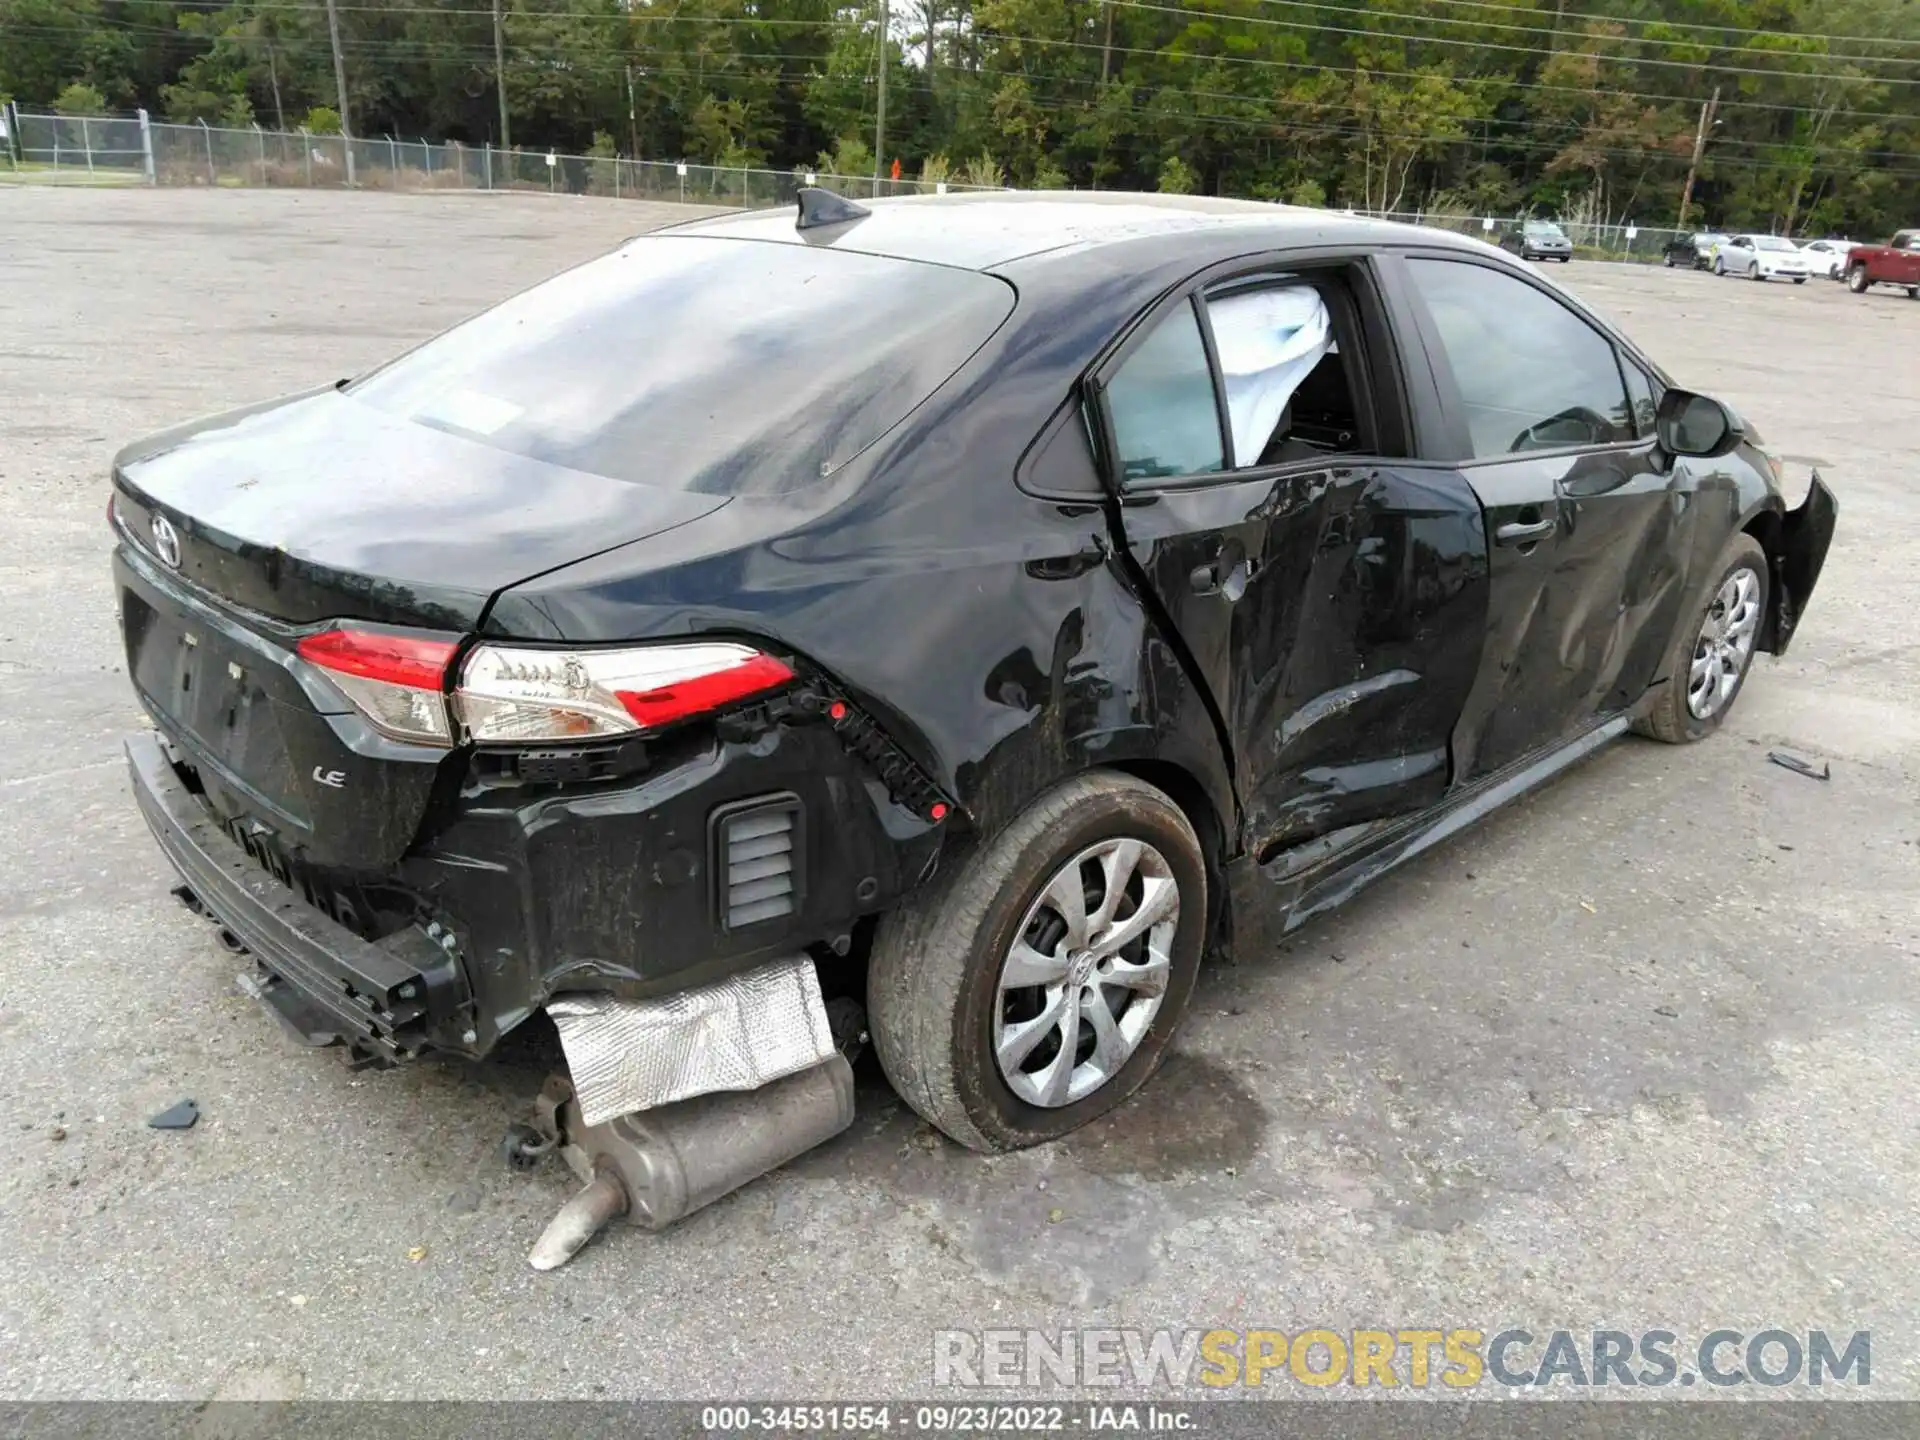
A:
[[1848, 263, 1870, 293], [1634, 534, 1769, 745], [1664, 254, 1676, 268], [868, 772, 1206, 1152], [1793, 277, 1807, 285]]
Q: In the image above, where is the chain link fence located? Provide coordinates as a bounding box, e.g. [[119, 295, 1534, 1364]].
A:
[[1369, 209, 1691, 264], [5, 107, 1703, 262], [2, 107, 994, 205]]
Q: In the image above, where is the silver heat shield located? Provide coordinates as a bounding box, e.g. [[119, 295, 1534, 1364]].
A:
[[547, 954, 836, 1126]]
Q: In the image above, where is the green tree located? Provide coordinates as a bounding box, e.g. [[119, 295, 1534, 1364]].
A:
[[53, 81, 105, 115], [1158, 154, 1197, 194]]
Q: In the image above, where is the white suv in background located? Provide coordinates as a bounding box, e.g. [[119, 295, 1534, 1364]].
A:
[[1715, 234, 1812, 283]]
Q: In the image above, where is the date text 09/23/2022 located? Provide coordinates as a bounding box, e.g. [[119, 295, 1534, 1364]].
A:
[[701, 1406, 1190, 1432]]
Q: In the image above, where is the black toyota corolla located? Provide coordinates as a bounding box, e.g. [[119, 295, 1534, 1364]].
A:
[[113, 191, 1835, 1156]]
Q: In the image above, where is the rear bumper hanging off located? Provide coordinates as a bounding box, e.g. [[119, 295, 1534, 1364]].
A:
[[126, 731, 470, 1061]]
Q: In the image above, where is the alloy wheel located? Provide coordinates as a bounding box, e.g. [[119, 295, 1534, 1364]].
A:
[[993, 838, 1179, 1108], [1687, 568, 1762, 720]]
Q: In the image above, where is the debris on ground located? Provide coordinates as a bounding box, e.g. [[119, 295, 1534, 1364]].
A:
[[1768, 750, 1831, 781], [1654, 1005, 1679, 1019], [147, 1099, 199, 1130], [406, 1246, 428, 1263], [49, 1126, 66, 1142]]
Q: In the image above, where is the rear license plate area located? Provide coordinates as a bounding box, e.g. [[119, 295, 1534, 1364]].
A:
[[124, 589, 307, 823]]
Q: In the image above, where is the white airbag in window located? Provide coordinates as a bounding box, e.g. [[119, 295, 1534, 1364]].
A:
[[1209, 287, 1334, 466]]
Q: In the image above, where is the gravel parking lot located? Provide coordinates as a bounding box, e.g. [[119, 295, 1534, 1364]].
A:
[[1, 188, 1915, 1402]]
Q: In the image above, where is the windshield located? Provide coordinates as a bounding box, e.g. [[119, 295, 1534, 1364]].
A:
[[1524, 222, 1565, 237], [349, 237, 1015, 495], [1697, 233, 1727, 245], [1753, 236, 1799, 252]]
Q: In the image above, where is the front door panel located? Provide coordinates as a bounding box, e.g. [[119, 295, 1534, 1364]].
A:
[[1453, 442, 1688, 780]]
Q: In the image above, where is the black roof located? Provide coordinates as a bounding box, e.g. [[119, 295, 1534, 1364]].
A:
[[667, 190, 1494, 272]]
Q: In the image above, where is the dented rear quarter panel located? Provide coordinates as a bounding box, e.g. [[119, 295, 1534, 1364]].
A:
[[483, 235, 1322, 859]]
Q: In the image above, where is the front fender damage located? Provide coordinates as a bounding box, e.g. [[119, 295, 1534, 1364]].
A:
[[1761, 474, 1838, 655]]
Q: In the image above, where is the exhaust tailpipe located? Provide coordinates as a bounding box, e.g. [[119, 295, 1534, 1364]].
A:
[[527, 1052, 855, 1269]]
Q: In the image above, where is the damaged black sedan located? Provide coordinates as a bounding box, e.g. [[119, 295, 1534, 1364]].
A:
[[112, 192, 1835, 1254]]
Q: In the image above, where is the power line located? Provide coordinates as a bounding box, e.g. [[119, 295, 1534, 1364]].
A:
[[1102, 0, 1920, 85], [1371, 0, 1920, 51], [60, 13, 1920, 123], [1230, 0, 1920, 68], [974, 26, 1920, 121]]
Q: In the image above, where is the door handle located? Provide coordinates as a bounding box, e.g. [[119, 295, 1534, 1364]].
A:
[[1189, 553, 1252, 600], [1496, 515, 1556, 547]]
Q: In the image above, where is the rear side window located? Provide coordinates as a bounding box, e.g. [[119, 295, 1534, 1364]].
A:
[[348, 237, 1013, 495], [1104, 298, 1224, 481], [1406, 258, 1633, 459]]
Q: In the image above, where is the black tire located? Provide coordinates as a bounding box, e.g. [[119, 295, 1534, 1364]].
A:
[[1749, 263, 1764, 282], [1848, 263, 1870, 293], [867, 771, 1207, 1152], [1664, 254, 1676, 268], [1793, 277, 1807, 285], [1713, 257, 1726, 276], [1909, 287, 1919, 300], [1634, 534, 1770, 745]]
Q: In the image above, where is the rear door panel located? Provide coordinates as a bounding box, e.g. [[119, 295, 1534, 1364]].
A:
[[1095, 254, 1490, 857], [1117, 463, 1488, 858]]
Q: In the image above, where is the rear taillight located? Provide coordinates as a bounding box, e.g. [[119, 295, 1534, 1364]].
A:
[[455, 641, 795, 744], [296, 628, 457, 745]]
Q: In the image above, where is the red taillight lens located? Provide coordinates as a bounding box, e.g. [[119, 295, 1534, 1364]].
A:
[[297, 629, 456, 689], [455, 642, 795, 744], [297, 628, 457, 746], [614, 652, 796, 729]]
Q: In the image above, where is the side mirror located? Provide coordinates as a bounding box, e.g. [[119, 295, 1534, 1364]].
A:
[[1656, 389, 1743, 458]]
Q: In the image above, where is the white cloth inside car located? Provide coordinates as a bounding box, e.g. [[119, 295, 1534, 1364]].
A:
[[1207, 286, 1334, 466]]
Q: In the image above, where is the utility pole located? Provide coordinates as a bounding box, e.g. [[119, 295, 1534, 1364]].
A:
[[323, 0, 355, 184], [494, 0, 511, 153], [1677, 84, 1720, 232], [1101, 1, 1114, 83], [267, 44, 286, 132], [626, 64, 640, 159], [872, 0, 889, 195]]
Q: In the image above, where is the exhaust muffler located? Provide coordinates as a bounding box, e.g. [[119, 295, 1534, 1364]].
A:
[[528, 1051, 855, 1270]]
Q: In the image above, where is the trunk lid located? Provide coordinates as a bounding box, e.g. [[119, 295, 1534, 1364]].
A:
[[112, 387, 729, 632]]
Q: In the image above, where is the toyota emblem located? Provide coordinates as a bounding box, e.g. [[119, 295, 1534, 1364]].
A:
[[151, 515, 182, 569]]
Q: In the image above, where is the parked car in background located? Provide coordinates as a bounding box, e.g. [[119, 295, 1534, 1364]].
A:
[[1501, 219, 1573, 263], [1714, 234, 1811, 283], [1663, 232, 1727, 269], [1843, 230, 1920, 297], [1798, 238, 1856, 280]]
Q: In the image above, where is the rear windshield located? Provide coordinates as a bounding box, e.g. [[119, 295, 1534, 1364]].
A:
[[1753, 236, 1797, 251], [348, 236, 1014, 495], [1524, 222, 1564, 236]]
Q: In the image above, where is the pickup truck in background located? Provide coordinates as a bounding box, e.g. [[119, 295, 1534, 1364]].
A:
[[1845, 230, 1920, 297]]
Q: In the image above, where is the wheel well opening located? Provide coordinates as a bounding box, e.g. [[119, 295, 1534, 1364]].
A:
[[1103, 759, 1233, 960], [1742, 508, 1786, 651]]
